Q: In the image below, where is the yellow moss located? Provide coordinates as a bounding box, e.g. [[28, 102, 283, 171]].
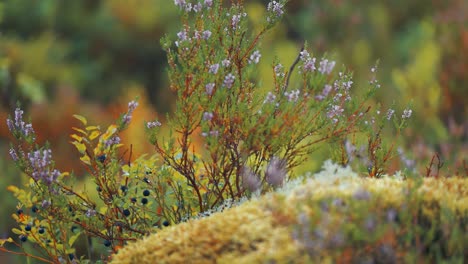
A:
[[111, 175, 468, 263]]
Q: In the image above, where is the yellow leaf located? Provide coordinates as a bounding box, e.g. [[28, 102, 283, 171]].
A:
[[72, 127, 87, 135], [85, 126, 100, 131], [12, 228, 23, 235], [70, 141, 87, 154], [73, 115, 87, 125], [101, 125, 118, 141], [0, 237, 14, 247], [70, 134, 82, 142], [80, 155, 91, 165], [7, 185, 19, 193], [89, 130, 101, 140], [68, 233, 81, 247]]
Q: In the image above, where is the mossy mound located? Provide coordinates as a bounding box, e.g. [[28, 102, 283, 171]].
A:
[[111, 162, 468, 263]]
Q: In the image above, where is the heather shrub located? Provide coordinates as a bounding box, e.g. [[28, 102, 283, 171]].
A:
[[1, 1, 420, 263]]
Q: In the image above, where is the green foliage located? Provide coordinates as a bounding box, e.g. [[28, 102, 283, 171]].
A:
[[1, 1, 460, 263]]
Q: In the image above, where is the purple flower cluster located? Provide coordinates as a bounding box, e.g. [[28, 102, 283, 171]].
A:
[[146, 120, 162, 129], [105, 136, 121, 148], [284, 89, 300, 102], [174, 0, 212, 11], [241, 166, 261, 192], [122, 100, 138, 126], [327, 105, 344, 123], [223, 73, 235, 88], [274, 63, 285, 77], [202, 112, 214, 121], [6, 108, 36, 140], [222, 59, 231, 67], [265, 156, 287, 187], [209, 63, 220, 74], [231, 14, 241, 30], [205, 83, 215, 95], [386, 109, 395, 121], [267, 1, 284, 22], [318, 58, 336, 75], [27, 149, 61, 185], [248, 50, 261, 64], [402, 109, 412, 119], [263, 92, 277, 104], [315, 84, 332, 101]]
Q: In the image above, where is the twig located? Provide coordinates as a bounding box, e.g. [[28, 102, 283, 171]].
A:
[[282, 42, 305, 95]]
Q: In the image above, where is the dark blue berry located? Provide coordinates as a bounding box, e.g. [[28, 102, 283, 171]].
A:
[[19, 235, 27, 242], [38, 227, 45, 234], [141, 198, 148, 205], [120, 185, 128, 192], [104, 240, 112, 247], [68, 254, 75, 260], [162, 220, 170, 227], [143, 177, 150, 183], [123, 209, 131, 217], [16, 209, 23, 215], [24, 225, 32, 232], [97, 154, 106, 163], [143, 190, 150, 196], [31, 205, 38, 213], [130, 197, 137, 203]]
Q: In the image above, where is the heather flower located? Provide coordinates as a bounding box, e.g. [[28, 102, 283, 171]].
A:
[[7, 108, 36, 140], [9, 148, 18, 162], [193, 2, 202, 12], [274, 63, 284, 77], [184, 3, 192, 12], [146, 121, 161, 129], [402, 109, 412, 119], [223, 73, 235, 88], [263, 92, 277, 104], [41, 199, 51, 209], [105, 136, 121, 147], [122, 100, 138, 126], [265, 156, 287, 187], [209, 63, 219, 74], [318, 58, 336, 74], [177, 30, 188, 42], [267, 1, 284, 18], [174, 0, 186, 7], [386, 109, 395, 121], [315, 84, 332, 101], [344, 140, 356, 162], [248, 50, 261, 64], [205, 83, 215, 95], [27, 149, 60, 185], [303, 58, 316, 72], [299, 50, 310, 61], [221, 59, 231, 67], [327, 105, 344, 123], [85, 209, 97, 218], [202, 30, 212, 40], [284, 89, 300, 102], [204, 0, 213, 8], [231, 14, 241, 30], [241, 166, 261, 192], [202, 112, 214, 121]]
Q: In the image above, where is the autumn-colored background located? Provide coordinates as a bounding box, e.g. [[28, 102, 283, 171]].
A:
[[0, 0, 466, 261]]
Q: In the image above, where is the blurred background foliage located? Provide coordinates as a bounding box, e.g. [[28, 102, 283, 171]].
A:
[[0, 0, 466, 261]]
